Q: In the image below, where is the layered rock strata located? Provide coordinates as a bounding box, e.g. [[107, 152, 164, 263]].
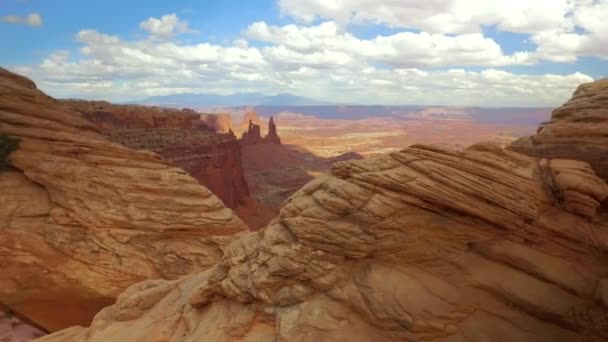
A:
[[104, 129, 250, 209], [63, 100, 208, 130], [0, 68, 247, 331], [64, 101, 257, 211], [38, 79, 608, 341], [509, 78, 608, 180]]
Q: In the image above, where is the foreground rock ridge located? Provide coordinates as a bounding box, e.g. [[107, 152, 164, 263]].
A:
[[0, 68, 248, 331], [509, 78, 608, 181], [39, 79, 608, 341]]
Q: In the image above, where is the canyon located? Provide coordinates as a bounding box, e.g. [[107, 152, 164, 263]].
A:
[[63, 100, 276, 229], [1, 68, 607, 341]]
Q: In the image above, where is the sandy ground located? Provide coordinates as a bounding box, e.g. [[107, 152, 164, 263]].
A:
[[273, 116, 537, 158]]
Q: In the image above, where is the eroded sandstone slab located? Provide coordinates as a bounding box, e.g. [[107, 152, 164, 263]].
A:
[[0, 68, 247, 331], [509, 78, 608, 181], [39, 142, 608, 341]]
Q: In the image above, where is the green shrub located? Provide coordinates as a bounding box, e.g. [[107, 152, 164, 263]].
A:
[[0, 133, 20, 170]]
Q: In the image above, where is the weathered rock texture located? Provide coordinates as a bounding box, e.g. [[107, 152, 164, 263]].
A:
[[0, 68, 247, 332], [40, 80, 608, 341], [509, 78, 608, 181], [104, 128, 250, 210], [65, 100, 276, 228], [65, 100, 265, 208]]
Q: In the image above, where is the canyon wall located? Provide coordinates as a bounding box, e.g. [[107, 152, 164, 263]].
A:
[[63, 101, 252, 210], [0, 68, 247, 332], [105, 129, 250, 209], [39, 79, 608, 341], [64, 100, 207, 130]]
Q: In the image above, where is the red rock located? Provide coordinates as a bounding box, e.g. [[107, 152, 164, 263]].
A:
[[241, 120, 264, 145], [62, 101, 251, 211], [63, 100, 210, 130], [241, 117, 282, 145], [153, 133, 250, 209], [264, 116, 281, 144]]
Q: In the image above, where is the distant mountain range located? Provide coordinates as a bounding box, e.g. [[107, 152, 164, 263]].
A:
[[133, 92, 331, 107]]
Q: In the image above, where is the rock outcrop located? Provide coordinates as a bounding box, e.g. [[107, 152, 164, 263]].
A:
[[265, 116, 281, 144], [65, 100, 276, 228], [241, 117, 282, 146], [40, 79, 608, 341], [103, 129, 250, 210], [0, 68, 247, 331], [508, 78, 608, 181], [63, 100, 209, 130], [241, 120, 264, 145]]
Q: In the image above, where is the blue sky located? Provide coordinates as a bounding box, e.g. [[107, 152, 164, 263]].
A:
[[2, 0, 607, 106]]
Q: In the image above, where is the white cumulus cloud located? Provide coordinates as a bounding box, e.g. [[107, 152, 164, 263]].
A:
[[139, 13, 197, 39], [278, 0, 608, 62], [247, 21, 534, 68]]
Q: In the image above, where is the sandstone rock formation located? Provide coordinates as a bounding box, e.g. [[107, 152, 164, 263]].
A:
[[64, 100, 209, 130], [39, 79, 608, 341], [64, 100, 276, 227], [241, 117, 282, 146], [509, 78, 608, 180], [241, 120, 264, 145], [265, 116, 281, 144], [104, 128, 250, 210], [0, 68, 248, 331]]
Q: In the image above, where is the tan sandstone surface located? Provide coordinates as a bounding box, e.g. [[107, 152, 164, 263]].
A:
[[38, 79, 608, 341], [0, 68, 248, 332], [509, 78, 608, 180]]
